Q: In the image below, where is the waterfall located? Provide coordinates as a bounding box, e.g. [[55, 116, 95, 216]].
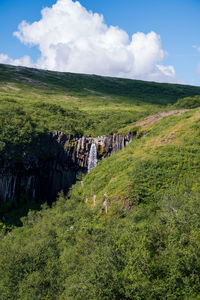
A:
[[88, 143, 97, 173]]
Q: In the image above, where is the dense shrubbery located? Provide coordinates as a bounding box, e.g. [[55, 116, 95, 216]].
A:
[[0, 185, 200, 299], [175, 95, 200, 109]]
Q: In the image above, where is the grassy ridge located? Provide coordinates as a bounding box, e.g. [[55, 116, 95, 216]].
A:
[[1, 63, 200, 105]]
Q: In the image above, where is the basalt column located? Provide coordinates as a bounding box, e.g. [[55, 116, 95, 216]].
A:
[[0, 132, 134, 206]]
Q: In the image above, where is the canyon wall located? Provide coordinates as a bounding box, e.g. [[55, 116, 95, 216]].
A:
[[0, 132, 134, 206]]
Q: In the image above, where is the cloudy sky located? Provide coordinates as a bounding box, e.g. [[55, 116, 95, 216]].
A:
[[0, 0, 200, 85]]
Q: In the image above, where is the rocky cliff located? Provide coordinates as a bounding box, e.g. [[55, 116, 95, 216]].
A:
[[0, 131, 134, 206], [54, 131, 133, 168]]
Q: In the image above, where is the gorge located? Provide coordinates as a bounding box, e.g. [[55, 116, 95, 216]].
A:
[[0, 131, 134, 207]]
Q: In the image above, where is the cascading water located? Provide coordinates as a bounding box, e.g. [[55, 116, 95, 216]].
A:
[[88, 142, 98, 173]]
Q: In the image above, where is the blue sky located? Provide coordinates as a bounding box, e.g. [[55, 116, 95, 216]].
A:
[[0, 0, 200, 85]]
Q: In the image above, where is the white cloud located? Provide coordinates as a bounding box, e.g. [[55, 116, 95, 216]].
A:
[[0, 0, 178, 83], [0, 53, 33, 67]]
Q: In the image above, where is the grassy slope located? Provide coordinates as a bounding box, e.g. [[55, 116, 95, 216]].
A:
[[0, 108, 200, 299], [75, 108, 200, 208], [1, 63, 200, 105], [1, 63, 200, 159]]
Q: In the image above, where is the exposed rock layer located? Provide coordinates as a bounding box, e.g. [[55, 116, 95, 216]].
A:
[[0, 132, 134, 205], [54, 131, 133, 168]]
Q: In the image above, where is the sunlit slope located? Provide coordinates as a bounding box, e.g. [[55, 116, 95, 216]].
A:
[[0, 64, 164, 141], [1, 63, 200, 145], [74, 108, 200, 209], [1, 63, 200, 105]]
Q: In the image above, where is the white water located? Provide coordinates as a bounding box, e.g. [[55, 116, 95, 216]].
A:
[[88, 143, 98, 173]]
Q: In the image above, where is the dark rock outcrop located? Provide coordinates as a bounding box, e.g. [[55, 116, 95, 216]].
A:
[[0, 132, 134, 206], [54, 131, 133, 168]]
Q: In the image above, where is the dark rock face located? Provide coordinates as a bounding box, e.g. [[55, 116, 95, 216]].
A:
[[0, 132, 134, 205], [54, 131, 134, 168]]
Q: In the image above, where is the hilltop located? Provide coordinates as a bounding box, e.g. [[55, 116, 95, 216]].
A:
[[1, 63, 200, 105]]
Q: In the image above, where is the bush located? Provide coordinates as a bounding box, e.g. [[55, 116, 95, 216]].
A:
[[175, 95, 200, 109]]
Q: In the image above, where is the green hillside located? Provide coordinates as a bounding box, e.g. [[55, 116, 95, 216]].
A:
[[1, 63, 200, 105], [0, 64, 200, 299], [1, 63, 200, 159], [0, 107, 200, 299]]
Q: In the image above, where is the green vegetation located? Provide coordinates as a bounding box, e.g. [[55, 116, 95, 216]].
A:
[[175, 95, 200, 109], [1, 63, 200, 160], [0, 64, 169, 160], [0, 105, 200, 299], [1, 64, 200, 299]]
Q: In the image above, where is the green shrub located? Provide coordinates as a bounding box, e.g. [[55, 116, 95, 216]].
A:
[[175, 95, 200, 109]]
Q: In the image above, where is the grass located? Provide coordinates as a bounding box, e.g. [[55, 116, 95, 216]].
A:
[[1, 63, 200, 105], [1, 63, 200, 160], [77, 108, 200, 208]]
